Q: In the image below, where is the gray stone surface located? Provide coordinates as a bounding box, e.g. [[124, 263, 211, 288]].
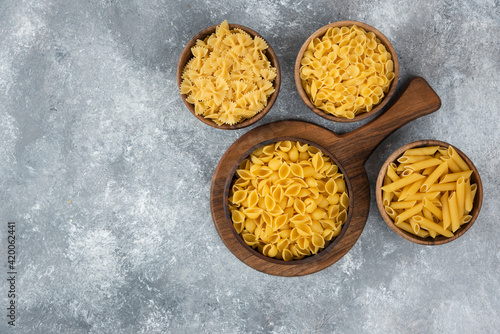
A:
[[0, 0, 499, 333]]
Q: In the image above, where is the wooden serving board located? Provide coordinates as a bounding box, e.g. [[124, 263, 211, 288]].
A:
[[210, 77, 441, 276]]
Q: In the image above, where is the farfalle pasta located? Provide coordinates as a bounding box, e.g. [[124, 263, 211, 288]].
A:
[[299, 25, 395, 119], [180, 21, 277, 126], [228, 141, 350, 261]]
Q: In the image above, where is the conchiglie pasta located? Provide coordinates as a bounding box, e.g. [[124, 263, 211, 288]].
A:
[[181, 20, 277, 126], [300, 25, 395, 118], [228, 141, 350, 260]]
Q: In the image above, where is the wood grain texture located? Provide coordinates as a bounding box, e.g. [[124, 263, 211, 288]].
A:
[[376, 140, 483, 245], [294, 20, 400, 123], [177, 23, 281, 130], [211, 77, 441, 276]]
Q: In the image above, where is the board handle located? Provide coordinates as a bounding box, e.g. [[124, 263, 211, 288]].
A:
[[340, 77, 441, 163]]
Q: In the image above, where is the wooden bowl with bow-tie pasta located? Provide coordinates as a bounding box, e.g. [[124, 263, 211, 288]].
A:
[[295, 21, 399, 123], [376, 140, 483, 245], [177, 21, 281, 129]]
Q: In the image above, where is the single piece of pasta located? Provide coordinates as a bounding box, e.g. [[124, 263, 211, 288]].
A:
[[441, 191, 451, 230], [411, 216, 453, 238], [382, 145, 476, 239], [420, 162, 448, 192], [381, 173, 425, 193], [229, 141, 349, 260], [403, 146, 439, 156], [395, 221, 430, 238]]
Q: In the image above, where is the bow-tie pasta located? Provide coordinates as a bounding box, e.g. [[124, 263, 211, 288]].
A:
[[180, 21, 277, 126], [228, 141, 350, 261], [299, 25, 395, 119]]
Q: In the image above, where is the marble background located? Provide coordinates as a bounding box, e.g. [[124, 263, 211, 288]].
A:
[[0, 0, 499, 333]]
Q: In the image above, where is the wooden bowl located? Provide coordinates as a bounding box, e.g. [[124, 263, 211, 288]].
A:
[[376, 140, 483, 245], [223, 137, 354, 266], [294, 20, 399, 123], [211, 78, 441, 276], [177, 23, 281, 130]]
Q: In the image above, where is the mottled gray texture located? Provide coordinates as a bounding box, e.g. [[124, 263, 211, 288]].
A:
[[0, 0, 499, 333]]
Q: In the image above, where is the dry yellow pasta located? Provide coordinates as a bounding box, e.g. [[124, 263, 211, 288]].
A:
[[180, 20, 277, 125], [299, 25, 395, 118], [382, 145, 477, 238], [228, 141, 349, 260]]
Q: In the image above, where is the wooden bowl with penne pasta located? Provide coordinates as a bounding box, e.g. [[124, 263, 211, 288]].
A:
[[376, 140, 483, 245], [177, 21, 281, 129], [295, 21, 399, 123]]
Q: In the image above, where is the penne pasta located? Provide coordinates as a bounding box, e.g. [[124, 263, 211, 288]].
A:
[[428, 183, 456, 192], [437, 148, 448, 156], [390, 200, 418, 210], [381, 173, 425, 193], [423, 197, 442, 220], [405, 191, 440, 201], [398, 183, 412, 200], [397, 155, 428, 164], [471, 183, 478, 201], [460, 215, 472, 225], [448, 146, 469, 171], [432, 199, 442, 207], [441, 191, 451, 230], [382, 145, 477, 239], [397, 163, 409, 172], [456, 176, 465, 217], [399, 179, 424, 201], [464, 178, 473, 213], [422, 165, 437, 176], [422, 207, 434, 223], [395, 221, 430, 238], [420, 161, 448, 192], [410, 220, 420, 234], [411, 216, 453, 237], [448, 192, 460, 232], [404, 158, 442, 171], [401, 169, 414, 177], [382, 175, 394, 207], [439, 170, 473, 184], [387, 164, 401, 182], [440, 156, 461, 173], [403, 146, 439, 156], [385, 206, 398, 220], [395, 203, 424, 224]]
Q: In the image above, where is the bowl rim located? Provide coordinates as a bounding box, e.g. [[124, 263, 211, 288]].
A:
[[294, 20, 400, 123], [375, 139, 483, 245], [177, 23, 281, 130], [223, 136, 354, 264]]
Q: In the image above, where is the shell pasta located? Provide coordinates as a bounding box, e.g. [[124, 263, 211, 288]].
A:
[[228, 141, 350, 261], [180, 21, 277, 126], [299, 25, 395, 119], [381, 145, 477, 238]]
